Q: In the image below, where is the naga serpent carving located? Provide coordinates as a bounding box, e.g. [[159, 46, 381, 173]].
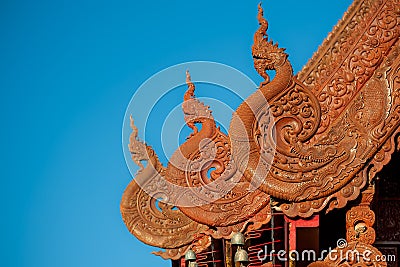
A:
[[231, 2, 400, 209], [120, 117, 208, 248], [164, 70, 271, 228], [121, 0, 400, 260]]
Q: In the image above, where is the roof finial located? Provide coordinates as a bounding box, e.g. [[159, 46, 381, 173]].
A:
[[129, 115, 138, 139], [252, 3, 289, 84], [254, 2, 268, 43], [184, 70, 195, 101], [186, 69, 191, 83]]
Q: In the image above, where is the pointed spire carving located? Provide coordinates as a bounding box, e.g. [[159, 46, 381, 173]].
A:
[[252, 3, 289, 85]]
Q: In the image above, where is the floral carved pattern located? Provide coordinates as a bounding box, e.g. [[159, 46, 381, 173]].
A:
[[120, 178, 209, 249], [299, 0, 400, 137], [121, 1, 400, 261]]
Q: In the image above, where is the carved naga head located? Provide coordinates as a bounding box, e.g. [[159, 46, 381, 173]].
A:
[[252, 4, 288, 82]]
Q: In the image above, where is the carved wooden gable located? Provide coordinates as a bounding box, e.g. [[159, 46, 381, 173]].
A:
[[120, 0, 400, 265]]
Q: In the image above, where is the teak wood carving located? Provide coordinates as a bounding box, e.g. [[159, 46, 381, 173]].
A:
[[121, 0, 400, 264]]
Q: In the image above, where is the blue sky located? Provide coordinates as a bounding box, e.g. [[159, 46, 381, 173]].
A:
[[1, 1, 352, 266]]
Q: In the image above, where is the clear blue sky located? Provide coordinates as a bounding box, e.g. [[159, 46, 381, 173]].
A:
[[1, 1, 352, 266]]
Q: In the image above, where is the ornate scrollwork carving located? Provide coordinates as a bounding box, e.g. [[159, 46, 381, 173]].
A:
[[164, 71, 271, 228], [152, 234, 212, 260], [275, 41, 400, 216], [308, 185, 387, 267], [228, 1, 399, 215], [346, 186, 376, 244], [121, 118, 209, 250], [121, 1, 400, 258], [299, 0, 400, 135], [120, 178, 208, 248], [123, 70, 272, 243]]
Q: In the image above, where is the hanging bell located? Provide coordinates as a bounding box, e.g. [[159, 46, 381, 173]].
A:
[[231, 232, 245, 246], [188, 262, 198, 267], [234, 247, 249, 263], [185, 249, 196, 261]]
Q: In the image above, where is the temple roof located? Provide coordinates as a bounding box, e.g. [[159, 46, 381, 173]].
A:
[[121, 0, 400, 261]]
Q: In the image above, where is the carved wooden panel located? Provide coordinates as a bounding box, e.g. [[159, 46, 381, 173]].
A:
[[121, 1, 400, 262], [120, 178, 208, 249]]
